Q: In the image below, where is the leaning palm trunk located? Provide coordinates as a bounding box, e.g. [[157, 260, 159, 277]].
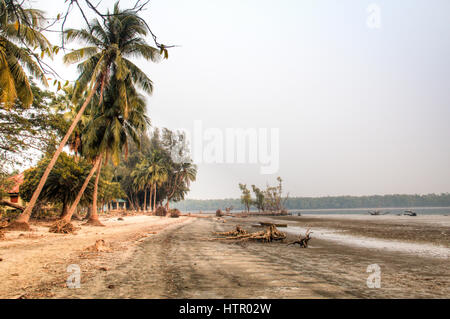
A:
[[86, 155, 104, 226], [60, 157, 101, 225], [8, 84, 99, 231]]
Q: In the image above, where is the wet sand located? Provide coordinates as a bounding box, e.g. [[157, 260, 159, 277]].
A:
[[50, 215, 449, 299]]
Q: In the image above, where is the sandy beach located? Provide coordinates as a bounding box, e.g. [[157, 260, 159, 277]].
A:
[[0, 214, 448, 298], [0, 215, 192, 298]]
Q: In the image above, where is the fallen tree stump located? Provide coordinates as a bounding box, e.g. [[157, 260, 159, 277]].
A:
[[288, 229, 312, 248]]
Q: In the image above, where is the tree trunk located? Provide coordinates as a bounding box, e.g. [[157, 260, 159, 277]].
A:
[[72, 207, 82, 221], [83, 204, 92, 220], [135, 195, 139, 212], [143, 186, 147, 212], [165, 174, 180, 212], [59, 202, 69, 218], [10, 83, 99, 230], [153, 184, 157, 213], [87, 155, 104, 226], [0, 200, 24, 211], [148, 184, 153, 212], [60, 157, 101, 224]]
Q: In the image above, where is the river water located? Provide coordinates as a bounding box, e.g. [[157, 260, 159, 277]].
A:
[[287, 207, 450, 215]]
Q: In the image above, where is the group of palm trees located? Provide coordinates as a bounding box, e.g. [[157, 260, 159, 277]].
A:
[[1, 1, 169, 230], [131, 148, 197, 213]]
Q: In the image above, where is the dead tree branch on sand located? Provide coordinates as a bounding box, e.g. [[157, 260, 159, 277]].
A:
[[214, 225, 248, 237], [288, 229, 312, 248], [213, 225, 286, 243], [49, 220, 79, 234]]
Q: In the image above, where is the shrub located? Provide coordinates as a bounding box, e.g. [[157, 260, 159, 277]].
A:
[[155, 206, 167, 216], [170, 209, 181, 218]]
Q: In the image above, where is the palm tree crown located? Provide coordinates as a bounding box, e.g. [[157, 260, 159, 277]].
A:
[[63, 1, 160, 114], [0, 0, 51, 108]]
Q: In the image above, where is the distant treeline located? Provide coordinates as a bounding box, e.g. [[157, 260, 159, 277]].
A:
[[173, 193, 450, 211]]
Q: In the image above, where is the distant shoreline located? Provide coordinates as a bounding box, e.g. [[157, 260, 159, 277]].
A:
[[184, 207, 450, 215], [174, 194, 450, 212]]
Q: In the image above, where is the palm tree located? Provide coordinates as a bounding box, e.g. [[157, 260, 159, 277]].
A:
[[11, 2, 160, 230], [52, 85, 91, 160], [131, 159, 150, 211], [165, 162, 197, 210], [59, 78, 149, 227], [148, 153, 168, 212], [0, 0, 50, 108]]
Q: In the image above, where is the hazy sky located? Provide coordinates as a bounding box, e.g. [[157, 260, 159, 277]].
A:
[[35, 0, 450, 199]]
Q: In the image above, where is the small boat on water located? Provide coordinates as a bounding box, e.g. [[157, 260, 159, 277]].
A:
[[403, 210, 417, 216], [259, 222, 288, 228], [368, 210, 389, 215]]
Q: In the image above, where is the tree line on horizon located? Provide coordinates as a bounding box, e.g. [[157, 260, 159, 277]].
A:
[[173, 193, 450, 212]]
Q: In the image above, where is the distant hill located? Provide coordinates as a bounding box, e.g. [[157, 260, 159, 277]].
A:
[[172, 193, 450, 211]]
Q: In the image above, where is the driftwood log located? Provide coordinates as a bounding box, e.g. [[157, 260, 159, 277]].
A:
[[288, 229, 312, 248], [214, 225, 247, 237], [214, 225, 286, 243]]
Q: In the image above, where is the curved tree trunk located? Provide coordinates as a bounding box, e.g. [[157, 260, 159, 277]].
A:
[[8, 84, 99, 231], [87, 155, 104, 226], [60, 157, 101, 224]]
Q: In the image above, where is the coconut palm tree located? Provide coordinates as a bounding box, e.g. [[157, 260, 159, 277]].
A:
[[11, 2, 160, 230], [0, 0, 51, 108], [131, 159, 151, 211], [148, 153, 168, 212], [52, 85, 91, 160], [57, 79, 149, 227], [164, 161, 197, 210]]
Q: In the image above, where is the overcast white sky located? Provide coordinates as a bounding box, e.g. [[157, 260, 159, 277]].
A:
[[34, 0, 450, 199]]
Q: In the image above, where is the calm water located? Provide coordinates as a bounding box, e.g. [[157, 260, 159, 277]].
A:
[[189, 207, 450, 216], [287, 207, 450, 216]]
